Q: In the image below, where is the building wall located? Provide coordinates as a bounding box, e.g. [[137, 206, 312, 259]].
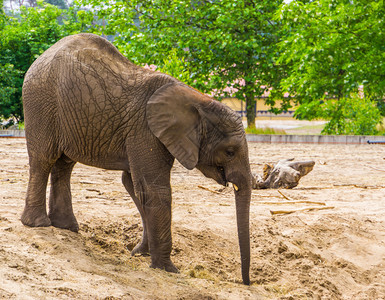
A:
[[221, 98, 296, 119]]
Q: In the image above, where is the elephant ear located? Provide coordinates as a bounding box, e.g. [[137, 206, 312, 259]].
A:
[[146, 83, 205, 170]]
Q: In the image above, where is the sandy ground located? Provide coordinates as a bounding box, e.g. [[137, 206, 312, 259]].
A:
[[1, 138, 385, 299]]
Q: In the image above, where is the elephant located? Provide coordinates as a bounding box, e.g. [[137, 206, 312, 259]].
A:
[[21, 33, 252, 285]]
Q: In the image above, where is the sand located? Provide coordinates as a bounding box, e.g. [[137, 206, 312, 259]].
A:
[[0, 138, 384, 299]]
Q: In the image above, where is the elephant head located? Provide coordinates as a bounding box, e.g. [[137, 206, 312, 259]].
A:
[[147, 83, 252, 285]]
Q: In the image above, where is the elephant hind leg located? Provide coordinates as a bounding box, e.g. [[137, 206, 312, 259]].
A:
[[48, 155, 78, 232], [21, 158, 54, 228], [122, 171, 149, 256]]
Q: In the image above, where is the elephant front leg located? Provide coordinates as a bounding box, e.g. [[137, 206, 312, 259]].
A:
[[144, 201, 178, 273], [133, 179, 178, 273], [128, 146, 177, 273]]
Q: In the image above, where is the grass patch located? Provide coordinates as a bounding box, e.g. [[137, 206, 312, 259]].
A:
[[246, 126, 286, 135], [263, 284, 293, 297], [287, 124, 325, 135], [187, 265, 219, 282]]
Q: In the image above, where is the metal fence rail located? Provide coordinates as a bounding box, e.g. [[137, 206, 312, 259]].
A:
[[1, 130, 384, 144], [247, 134, 385, 144], [0, 130, 25, 137]]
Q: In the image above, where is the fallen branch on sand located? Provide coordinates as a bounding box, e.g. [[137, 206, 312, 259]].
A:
[[354, 184, 385, 189], [255, 190, 333, 215], [258, 200, 326, 205], [270, 206, 335, 215], [333, 183, 385, 189], [198, 185, 222, 195], [252, 193, 281, 198], [277, 190, 294, 201]]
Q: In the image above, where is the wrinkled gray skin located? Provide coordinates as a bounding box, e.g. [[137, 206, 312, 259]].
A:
[[253, 158, 315, 189], [21, 33, 252, 285]]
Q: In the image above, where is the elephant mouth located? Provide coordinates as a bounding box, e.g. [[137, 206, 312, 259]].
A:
[[217, 166, 228, 186]]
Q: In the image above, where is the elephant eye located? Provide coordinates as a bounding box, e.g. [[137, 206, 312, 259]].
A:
[[226, 149, 235, 157]]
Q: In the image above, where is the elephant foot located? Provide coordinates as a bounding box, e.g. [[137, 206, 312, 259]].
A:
[[21, 205, 51, 228], [150, 259, 179, 273], [131, 241, 150, 256], [49, 212, 79, 232]]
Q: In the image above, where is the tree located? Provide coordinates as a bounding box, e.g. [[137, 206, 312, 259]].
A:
[[0, 1, 92, 121], [80, 0, 285, 129], [276, 0, 385, 130]]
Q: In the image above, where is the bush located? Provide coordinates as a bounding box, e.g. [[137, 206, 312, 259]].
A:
[[0, 64, 23, 120], [320, 95, 382, 135]]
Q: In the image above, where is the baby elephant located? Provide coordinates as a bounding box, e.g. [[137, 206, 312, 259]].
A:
[[21, 33, 252, 285]]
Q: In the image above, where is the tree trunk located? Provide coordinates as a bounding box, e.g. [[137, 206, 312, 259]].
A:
[[244, 80, 256, 129], [253, 158, 315, 189]]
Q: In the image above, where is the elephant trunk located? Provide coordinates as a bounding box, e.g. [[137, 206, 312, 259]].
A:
[[234, 185, 251, 285], [228, 163, 252, 285]]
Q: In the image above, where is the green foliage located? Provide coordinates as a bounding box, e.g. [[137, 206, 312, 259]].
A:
[[0, 63, 23, 120], [0, 1, 91, 121], [155, 49, 190, 84], [78, 0, 285, 128], [17, 121, 25, 129], [0, 0, 6, 29], [377, 119, 385, 135], [301, 95, 383, 135], [276, 0, 385, 124]]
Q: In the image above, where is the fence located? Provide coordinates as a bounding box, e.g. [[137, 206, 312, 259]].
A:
[[246, 134, 385, 144], [1, 130, 384, 144], [0, 130, 25, 137]]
